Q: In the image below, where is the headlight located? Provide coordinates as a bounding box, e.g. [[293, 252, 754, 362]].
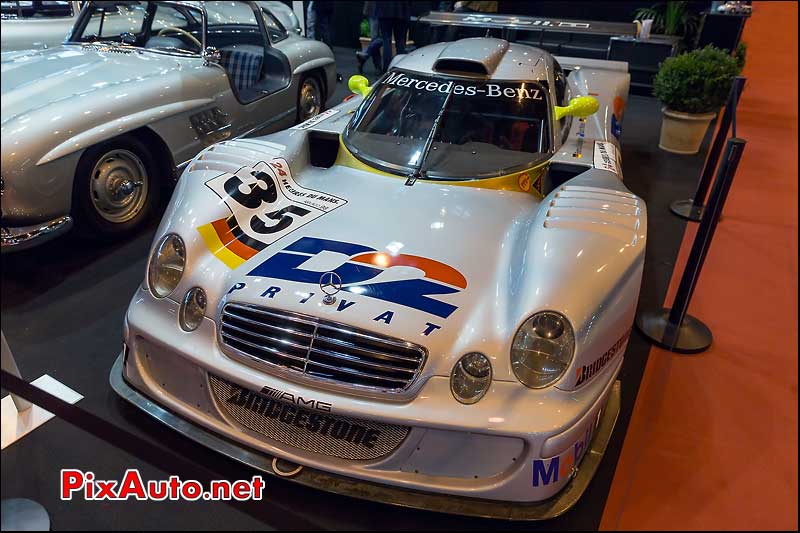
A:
[[511, 311, 575, 389], [147, 233, 185, 298], [179, 287, 206, 331], [450, 352, 492, 404]]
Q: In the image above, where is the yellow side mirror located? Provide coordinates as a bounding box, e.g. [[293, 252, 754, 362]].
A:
[[554, 96, 600, 121], [348, 75, 372, 98]]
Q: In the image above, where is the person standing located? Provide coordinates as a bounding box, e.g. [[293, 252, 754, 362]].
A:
[[314, 0, 334, 47], [375, 0, 410, 73], [356, 1, 382, 74], [305, 1, 316, 40]]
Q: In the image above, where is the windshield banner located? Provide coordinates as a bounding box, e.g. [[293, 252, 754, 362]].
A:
[[384, 72, 544, 101]]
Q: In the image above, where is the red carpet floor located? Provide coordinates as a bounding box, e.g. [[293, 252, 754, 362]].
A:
[[601, 2, 798, 530]]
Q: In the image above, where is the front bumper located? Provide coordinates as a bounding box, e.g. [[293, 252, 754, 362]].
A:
[[112, 288, 623, 519], [111, 353, 620, 520], [1, 215, 72, 252]]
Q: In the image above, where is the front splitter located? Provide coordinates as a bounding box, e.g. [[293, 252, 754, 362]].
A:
[[110, 353, 621, 520]]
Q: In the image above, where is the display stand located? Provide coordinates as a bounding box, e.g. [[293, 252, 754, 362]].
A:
[[638, 138, 747, 353], [1, 331, 51, 531]]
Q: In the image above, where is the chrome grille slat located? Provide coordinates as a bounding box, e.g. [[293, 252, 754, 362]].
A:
[[304, 358, 410, 384], [308, 346, 416, 374], [219, 304, 427, 393], [310, 334, 422, 364], [221, 332, 307, 365], [316, 321, 423, 351], [222, 322, 312, 353], [223, 309, 314, 339]]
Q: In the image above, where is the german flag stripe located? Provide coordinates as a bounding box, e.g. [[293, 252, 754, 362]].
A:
[[198, 217, 263, 269]]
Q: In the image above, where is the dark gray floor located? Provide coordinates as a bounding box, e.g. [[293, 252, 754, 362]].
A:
[[1, 47, 711, 530]]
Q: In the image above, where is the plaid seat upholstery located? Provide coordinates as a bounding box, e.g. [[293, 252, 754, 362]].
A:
[[219, 49, 263, 93]]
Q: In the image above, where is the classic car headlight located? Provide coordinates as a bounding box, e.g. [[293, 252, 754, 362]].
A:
[[147, 233, 185, 298], [450, 352, 492, 404], [179, 287, 207, 331], [511, 311, 575, 389]]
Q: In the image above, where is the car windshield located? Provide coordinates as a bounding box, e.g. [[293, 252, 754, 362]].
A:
[[343, 70, 552, 180], [70, 1, 203, 55]]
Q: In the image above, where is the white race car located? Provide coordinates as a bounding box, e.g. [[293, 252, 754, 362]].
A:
[[112, 36, 646, 519]]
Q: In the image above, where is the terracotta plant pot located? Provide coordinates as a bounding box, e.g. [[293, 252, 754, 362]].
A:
[[658, 108, 717, 154]]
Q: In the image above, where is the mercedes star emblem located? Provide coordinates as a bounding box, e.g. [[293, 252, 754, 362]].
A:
[[319, 271, 342, 305]]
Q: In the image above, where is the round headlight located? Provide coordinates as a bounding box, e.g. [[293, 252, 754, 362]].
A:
[[511, 311, 575, 389], [450, 352, 492, 404], [179, 287, 207, 331], [147, 233, 185, 298]]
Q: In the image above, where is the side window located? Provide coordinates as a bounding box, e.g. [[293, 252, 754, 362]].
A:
[[554, 60, 573, 144], [82, 3, 146, 41], [146, 4, 202, 54], [261, 9, 288, 43]]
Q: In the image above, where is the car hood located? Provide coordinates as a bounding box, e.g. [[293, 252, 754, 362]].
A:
[[0, 44, 190, 126], [163, 140, 645, 382]]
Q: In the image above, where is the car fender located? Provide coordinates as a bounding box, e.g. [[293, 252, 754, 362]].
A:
[[36, 98, 215, 166]]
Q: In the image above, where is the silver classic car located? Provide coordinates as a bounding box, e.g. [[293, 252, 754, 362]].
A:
[[112, 36, 645, 519], [1, 0, 335, 251], [1, 1, 300, 52]]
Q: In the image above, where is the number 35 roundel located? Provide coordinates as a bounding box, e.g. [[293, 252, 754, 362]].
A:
[[198, 158, 348, 269]]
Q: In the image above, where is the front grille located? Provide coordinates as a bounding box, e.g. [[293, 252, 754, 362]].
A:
[[209, 375, 410, 460], [219, 303, 427, 393]]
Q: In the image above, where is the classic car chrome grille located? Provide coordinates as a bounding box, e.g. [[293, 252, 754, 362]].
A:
[[209, 374, 409, 460], [219, 304, 427, 393]]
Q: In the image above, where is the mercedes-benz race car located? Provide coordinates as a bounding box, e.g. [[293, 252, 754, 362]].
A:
[[112, 36, 646, 519], [1, 0, 334, 251]]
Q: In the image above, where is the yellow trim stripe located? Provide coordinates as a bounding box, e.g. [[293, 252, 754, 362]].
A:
[[197, 223, 246, 270], [335, 137, 546, 197]]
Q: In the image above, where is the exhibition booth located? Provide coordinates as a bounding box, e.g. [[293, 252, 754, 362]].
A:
[[1, 1, 796, 531]]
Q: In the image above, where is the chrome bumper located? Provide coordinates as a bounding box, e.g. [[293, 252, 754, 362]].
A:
[[110, 353, 621, 520], [1, 215, 72, 252]]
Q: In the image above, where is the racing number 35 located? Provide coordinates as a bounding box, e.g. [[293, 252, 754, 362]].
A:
[[224, 164, 311, 236]]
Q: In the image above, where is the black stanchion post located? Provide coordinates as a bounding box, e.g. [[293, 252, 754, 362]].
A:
[[638, 137, 747, 353], [671, 77, 746, 222]]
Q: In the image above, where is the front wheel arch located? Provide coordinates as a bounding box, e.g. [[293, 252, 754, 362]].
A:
[[70, 133, 164, 239]]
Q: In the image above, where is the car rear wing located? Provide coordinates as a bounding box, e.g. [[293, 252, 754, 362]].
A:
[[417, 11, 637, 37], [553, 55, 629, 73]]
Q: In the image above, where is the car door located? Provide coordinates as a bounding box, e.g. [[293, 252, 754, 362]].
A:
[[203, 0, 293, 138]]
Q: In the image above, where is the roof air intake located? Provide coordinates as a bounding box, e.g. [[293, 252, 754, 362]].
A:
[[433, 58, 489, 76]]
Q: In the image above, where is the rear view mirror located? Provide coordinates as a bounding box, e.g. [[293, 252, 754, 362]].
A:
[[348, 75, 371, 98], [554, 96, 599, 120]]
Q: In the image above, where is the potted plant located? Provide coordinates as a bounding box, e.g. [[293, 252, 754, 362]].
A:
[[653, 45, 742, 154], [634, 1, 699, 44]]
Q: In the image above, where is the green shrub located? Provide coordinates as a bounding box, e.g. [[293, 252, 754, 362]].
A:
[[653, 45, 742, 114], [733, 41, 747, 72]]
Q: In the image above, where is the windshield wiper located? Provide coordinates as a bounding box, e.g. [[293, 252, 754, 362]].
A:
[[405, 87, 454, 186]]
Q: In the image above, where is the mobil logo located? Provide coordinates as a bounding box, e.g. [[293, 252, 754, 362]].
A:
[[532, 424, 594, 488], [247, 236, 467, 319]]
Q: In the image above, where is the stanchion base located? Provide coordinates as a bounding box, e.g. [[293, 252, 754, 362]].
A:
[[1, 498, 50, 531], [635, 309, 713, 354], [670, 199, 704, 222]]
